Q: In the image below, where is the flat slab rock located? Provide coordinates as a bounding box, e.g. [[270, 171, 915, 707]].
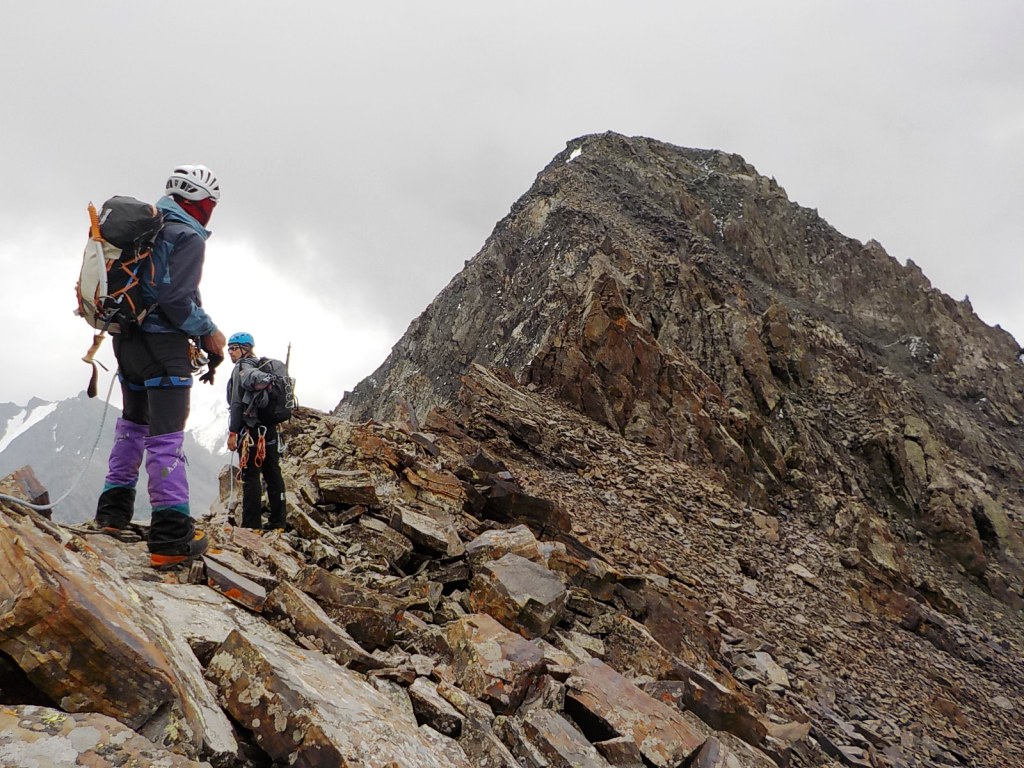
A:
[[314, 467, 380, 506], [0, 705, 208, 768], [134, 580, 287, 655], [393, 503, 465, 557], [520, 707, 613, 767], [445, 613, 546, 714], [206, 627, 471, 766], [346, 515, 415, 566], [469, 552, 568, 639], [204, 556, 268, 612], [263, 581, 382, 671], [565, 658, 706, 768], [294, 564, 407, 649], [409, 676, 465, 737], [465, 523, 544, 565]]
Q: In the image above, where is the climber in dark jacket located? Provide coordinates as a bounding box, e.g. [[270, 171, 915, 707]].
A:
[[226, 332, 287, 531], [93, 165, 226, 569]]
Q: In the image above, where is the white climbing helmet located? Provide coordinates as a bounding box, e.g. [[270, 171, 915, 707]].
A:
[[165, 164, 221, 202]]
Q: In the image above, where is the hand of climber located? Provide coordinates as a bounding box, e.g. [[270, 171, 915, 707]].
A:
[[202, 329, 227, 357], [199, 352, 223, 384]]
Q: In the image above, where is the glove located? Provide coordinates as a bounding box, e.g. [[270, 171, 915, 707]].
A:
[[199, 353, 224, 384], [201, 330, 227, 357]]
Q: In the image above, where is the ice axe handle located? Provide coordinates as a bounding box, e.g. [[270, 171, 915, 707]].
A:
[[82, 332, 105, 364], [82, 333, 109, 399]]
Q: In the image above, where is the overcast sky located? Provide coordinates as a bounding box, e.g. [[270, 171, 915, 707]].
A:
[[2, 2, 1022, 431]]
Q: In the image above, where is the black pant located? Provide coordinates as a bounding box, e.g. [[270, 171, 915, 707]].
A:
[[240, 427, 286, 530], [113, 331, 192, 435]]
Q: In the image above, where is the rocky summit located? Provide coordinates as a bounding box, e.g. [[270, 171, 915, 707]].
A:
[[2, 133, 1023, 767]]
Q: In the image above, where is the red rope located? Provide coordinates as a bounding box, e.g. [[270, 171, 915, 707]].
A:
[[254, 426, 267, 467]]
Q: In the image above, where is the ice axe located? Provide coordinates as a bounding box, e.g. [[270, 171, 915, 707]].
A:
[[80, 204, 111, 398]]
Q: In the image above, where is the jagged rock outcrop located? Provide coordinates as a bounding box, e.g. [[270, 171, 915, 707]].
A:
[[337, 131, 1024, 602]]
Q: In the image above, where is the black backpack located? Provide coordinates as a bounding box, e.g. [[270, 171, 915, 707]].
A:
[[75, 196, 164, 333], [239, 357, 296, 425]]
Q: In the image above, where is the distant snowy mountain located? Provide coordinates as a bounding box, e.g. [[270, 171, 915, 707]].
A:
[[0, 392, 228, 525], [189, 388, 232, 455], [0, 398, 58, 454]]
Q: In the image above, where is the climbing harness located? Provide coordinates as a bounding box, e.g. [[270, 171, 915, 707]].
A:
[[0, 373, 118, 513]]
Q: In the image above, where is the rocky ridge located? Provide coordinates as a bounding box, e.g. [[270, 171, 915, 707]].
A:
[[1, 133, 1022, 767], [339, 131, 1024, 608]]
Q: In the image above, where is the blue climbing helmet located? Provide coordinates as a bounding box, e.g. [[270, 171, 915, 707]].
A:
[[229, 332, 254, 348]]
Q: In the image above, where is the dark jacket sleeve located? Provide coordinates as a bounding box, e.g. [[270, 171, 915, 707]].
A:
[[227, 364, 245, 434], [157, 227, 217, 336]]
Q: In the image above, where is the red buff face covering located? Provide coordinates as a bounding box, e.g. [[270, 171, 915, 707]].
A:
[[179, 196, 217, 226]]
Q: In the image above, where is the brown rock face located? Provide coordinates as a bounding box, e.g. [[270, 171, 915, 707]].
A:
[[337, 131, 1024, 596]]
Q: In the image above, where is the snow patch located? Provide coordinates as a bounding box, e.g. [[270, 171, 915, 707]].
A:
[[568, 147, 583, 162], [0, 401, 59, 453]]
